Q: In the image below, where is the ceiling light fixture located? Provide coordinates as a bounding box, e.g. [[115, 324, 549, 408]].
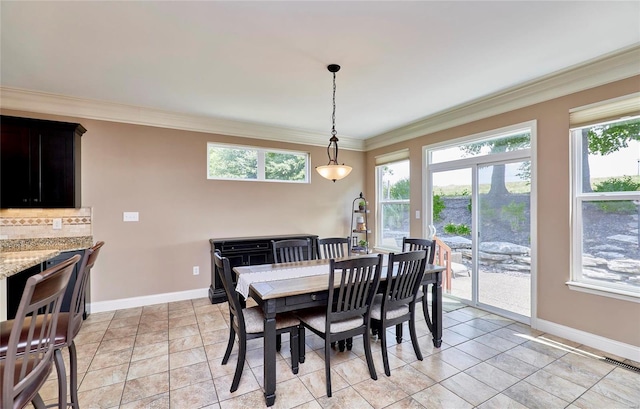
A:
[[316, 64, 352, 182]]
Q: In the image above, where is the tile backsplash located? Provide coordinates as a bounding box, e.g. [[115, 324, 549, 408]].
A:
[[0, 208, 92, 239]]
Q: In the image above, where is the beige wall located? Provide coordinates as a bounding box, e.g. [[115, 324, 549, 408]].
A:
[[1, 109, 366, 302], [366, 76, 640, 347], [3, 75, 638, 347]]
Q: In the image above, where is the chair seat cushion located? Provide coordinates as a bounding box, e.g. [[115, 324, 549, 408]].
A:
[[241, 307, 300, 334], [370, 294, 410, 321], [297, 309, 364, 334], [0, 313, 69, 358]]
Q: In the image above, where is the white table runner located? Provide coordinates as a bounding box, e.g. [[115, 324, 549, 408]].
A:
[[236, 264, 330, 299]]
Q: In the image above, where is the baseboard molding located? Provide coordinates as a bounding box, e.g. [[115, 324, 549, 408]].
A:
[[535, 319, 640, 362], [88, 287, 209, 314]]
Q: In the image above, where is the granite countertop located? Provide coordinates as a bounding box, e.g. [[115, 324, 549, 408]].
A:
[[0, 236, 93, 252], [0, 236, 93, 279], [0, 249, 61, 279]]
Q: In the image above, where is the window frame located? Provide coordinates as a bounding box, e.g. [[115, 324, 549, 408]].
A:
[[569, 116, 640, 302], [207, 142, 310, 183], [375, 159, 411, 251]]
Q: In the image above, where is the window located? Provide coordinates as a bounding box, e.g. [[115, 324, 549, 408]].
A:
[[207, 143, 309, 183], [570, 95, 640, 299], [376, 159, 410, 249]]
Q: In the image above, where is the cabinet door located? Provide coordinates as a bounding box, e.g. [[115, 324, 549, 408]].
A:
[[45, 250, 84, 314], [0, 123, 32, 207], [247, 253, 269, 266], [38, 127, 76, 208]]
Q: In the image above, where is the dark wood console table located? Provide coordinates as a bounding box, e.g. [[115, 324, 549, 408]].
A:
[[208, 234, 318, 304]]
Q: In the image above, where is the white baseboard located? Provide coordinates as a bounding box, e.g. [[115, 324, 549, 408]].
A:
[[88, 287, 210, 314], [535, 319, 640, 362]]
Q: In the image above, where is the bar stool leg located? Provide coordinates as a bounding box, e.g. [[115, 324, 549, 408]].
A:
[[54, 348, 68, 409], [69, 341, 80, 409]]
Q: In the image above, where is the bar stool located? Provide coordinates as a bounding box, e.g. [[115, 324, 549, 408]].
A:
[[0, 254, 79, 409], [0, 242, 104, 409]]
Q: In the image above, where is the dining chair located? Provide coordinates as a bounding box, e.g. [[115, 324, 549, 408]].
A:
[[0, 243, 104, 409], [399, 237, 437, 343], [1, 254, 79, 409], [271, 238, 313, 352], [370, 250, 427, 376], [402, 237, 436, 263], [214, 251, 300, 393], [271, 238, 313, 263], [296, 254, 383, 397], [316, 237, 351, 259], [316, 236, 352, 352]]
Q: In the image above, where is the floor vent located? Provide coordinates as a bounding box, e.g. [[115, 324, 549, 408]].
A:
[[603, 357, 640, 373]]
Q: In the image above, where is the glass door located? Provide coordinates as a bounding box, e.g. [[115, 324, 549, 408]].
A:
[[426, 122, 534, 323], [431, 167, 473, 303], [477, 161, 531, 318]]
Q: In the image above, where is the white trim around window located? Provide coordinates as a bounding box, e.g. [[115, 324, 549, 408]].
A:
[[207, 142, 310, 183], [569, 108, 640, 300]]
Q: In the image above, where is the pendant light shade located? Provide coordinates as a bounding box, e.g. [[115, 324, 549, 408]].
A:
[[316, 64, 352, 182]]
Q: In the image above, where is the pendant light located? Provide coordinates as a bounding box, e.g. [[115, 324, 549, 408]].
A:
[[316, 64, 352, 182]]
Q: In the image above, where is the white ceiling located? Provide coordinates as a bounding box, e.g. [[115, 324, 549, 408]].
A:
[[1, 1, 639, 144]]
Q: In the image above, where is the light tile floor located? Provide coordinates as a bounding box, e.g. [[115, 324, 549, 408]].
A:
[[38, 297, 640, 409]]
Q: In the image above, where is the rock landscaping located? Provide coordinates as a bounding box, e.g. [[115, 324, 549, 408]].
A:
[[434, 196, 639, 286]]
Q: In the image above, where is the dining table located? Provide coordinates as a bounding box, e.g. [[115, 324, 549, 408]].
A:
[[233, 254, 445, 407]]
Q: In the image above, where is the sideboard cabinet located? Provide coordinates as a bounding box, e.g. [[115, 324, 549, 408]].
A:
[[0, 115, 86, 208], [208, 234, 318, 303]]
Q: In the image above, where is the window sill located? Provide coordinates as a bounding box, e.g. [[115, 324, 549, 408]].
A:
[[372, 246, 395, 254], [566, 281, 640, 303]]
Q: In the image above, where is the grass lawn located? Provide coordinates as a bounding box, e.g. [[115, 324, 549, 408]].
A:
[[433, 175, 640, 197]]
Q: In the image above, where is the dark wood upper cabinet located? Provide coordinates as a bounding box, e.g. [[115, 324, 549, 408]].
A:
[[1, 115, 86, 208]]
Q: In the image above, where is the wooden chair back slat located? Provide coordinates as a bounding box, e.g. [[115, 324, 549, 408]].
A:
[[213, 251, 245, 334], [327, 255, 382, 325], [402, 237, 436, 264], [317, 237, 350, 259], [385, 250, 427, 311], [272, 239, 313, 263]]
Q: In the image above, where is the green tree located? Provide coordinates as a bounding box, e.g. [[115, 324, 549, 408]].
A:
[[383, 177, 410, 230], [582, 118, 640, 192], [462, 133, 530, 196], [265, 152, 306, 181], [389, 178, 410, 199], [208, 147, 257, 179]]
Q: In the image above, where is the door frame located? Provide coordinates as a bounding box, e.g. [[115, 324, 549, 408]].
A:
[[422, 120, 538, 326]]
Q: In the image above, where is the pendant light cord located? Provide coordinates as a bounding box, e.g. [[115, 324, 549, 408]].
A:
[[331, 71, 337, 138]]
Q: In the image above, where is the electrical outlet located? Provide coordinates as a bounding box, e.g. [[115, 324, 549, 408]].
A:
[[52, 218, 62, 230], [193, 266, 200, 275], [123, 212, 139, 222]]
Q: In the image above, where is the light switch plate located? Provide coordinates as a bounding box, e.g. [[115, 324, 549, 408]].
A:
[[123, 212, 139, 222], [52, 218, 62, 230]]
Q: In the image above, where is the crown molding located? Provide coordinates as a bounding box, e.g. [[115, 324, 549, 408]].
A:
[[2, 44, 638, 153], [365, 44, 640, 151], [0, 87, 365, 151]]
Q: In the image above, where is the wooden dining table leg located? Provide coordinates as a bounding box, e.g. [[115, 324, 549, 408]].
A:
[[421, 273, 443, 348], [421, 284, 434, 333], [431, 272, 443, 347], [263, 300, 277, 406]]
